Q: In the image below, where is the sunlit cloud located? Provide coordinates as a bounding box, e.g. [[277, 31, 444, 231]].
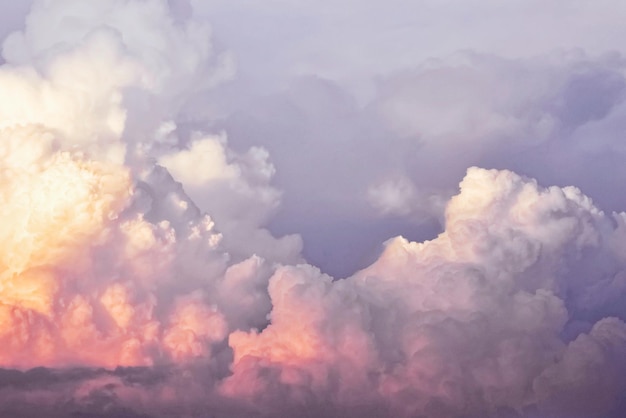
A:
[[1, 1, 626, 417]]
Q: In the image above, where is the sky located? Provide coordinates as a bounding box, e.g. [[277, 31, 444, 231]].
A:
[[1, 0, 626, 417]]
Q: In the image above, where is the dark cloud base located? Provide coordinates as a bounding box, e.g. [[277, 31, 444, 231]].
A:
[[0, 355, 624, 418]]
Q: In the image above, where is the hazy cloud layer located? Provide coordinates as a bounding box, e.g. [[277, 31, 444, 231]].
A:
[[1, 1, 626, 417]]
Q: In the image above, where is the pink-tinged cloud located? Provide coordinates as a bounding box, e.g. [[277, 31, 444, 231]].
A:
[[1, 1, 626, 418]]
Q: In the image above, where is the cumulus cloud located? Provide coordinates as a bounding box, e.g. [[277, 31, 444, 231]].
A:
[[212, 50, 626, 275], [224, 167, 626, 418], [159, 132, 301, 263], [0, 0, 295, 372], [2, 0, 626, 418]]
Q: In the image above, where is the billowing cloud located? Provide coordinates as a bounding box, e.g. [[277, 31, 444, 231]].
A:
[[0, 0, 290, 371], [224, 167, 626, 417], [1, 1, 626, 417]]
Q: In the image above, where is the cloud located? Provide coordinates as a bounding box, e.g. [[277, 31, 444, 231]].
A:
[[1, 1, 626, 418], [224, 167, 626, 417], [213, 50, 626, 275], [159, 132, 302, 263], [0, 0, 293, 373]]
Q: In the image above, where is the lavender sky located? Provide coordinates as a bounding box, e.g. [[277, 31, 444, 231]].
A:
[[1, 1, 626, 417]]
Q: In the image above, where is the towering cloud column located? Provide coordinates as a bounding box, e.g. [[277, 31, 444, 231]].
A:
[[0, 0, 299, 370]]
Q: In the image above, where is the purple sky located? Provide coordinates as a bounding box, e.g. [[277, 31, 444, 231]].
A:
[[1, 1, 626, 417]]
